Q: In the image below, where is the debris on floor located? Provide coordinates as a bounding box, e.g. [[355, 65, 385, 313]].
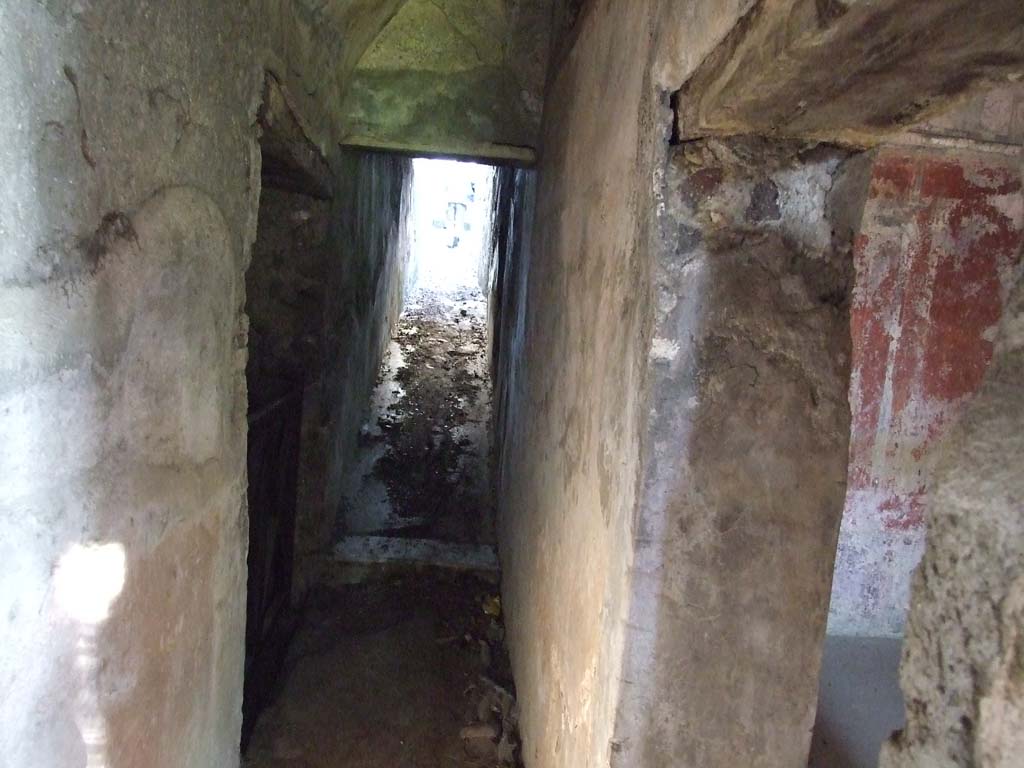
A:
[[243, 572, 524, 768], [339, 286, 493, 547], [245, 273, 518, 767]]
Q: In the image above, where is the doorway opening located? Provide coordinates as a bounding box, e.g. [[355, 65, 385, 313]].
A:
[[338, 158, 498, 553], [243, 151, 529, 768], [240, 75, 334, 750]]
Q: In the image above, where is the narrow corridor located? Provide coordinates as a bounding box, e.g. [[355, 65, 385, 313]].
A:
[[244, 159, 518, 767], [337, 286, 494, 550], [6, 4, 1023, 768]]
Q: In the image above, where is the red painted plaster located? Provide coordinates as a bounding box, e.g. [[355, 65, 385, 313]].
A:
[[834, 147, 1022, 627], [878, 487, 928, 532], [848, 149, 1021, 510]]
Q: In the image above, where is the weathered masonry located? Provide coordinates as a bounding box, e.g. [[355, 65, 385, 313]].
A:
[[1, 1, 1022, 767]]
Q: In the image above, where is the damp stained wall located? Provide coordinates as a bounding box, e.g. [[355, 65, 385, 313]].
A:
[[340, 0, 551, 161], [493, 2, 758, 767], [322, 149, 414, 539], [0, 3, 259, 765]]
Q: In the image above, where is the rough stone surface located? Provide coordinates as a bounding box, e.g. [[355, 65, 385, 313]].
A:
[[880, 274, 1024, 767], [829, 147, 1024, 637], [675, 0, 1024, 146]]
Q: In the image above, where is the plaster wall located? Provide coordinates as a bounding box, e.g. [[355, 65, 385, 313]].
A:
[[828, 147, 1024, 638], [0, 4, 259, 766], [0, 3, 412, 767], [494, 2, 657, 764], [322, 149, 413, 538], [493, 2, 761, 767]]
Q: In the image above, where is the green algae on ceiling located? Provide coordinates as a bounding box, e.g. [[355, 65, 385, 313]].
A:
[[358, 0, 507, 73]]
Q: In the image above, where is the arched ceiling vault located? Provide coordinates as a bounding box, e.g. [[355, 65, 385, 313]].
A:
[[335, 0, 554, 163]]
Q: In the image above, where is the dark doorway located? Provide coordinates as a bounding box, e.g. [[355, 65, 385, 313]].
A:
[[241, 74, 333, 749]]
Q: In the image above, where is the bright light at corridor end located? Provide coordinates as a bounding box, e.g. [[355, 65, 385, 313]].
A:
[[410, 158, 496, 294]]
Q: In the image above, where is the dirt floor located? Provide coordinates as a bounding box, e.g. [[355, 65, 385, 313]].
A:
[[339, 286, 493, 545], [243, 573, 520, 768]]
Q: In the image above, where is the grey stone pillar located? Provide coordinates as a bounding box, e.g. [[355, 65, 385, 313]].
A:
[[614, 138, 867, 767]]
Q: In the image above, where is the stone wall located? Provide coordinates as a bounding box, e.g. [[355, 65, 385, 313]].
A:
[[611, 137, 863, 767], [322, 149, 413, 540], [493, 2, 1024, 767], [495, 4, 1024, 766], [3, 1, 1021, 766], [488, 165, 535, 409], [246, 154, 412, 601], [881, 275, 1024, 768], [247, 190, 330, 409], [492, 2, 771, 766], [493, 3, 657, 764], [247, 188, 331, 608]]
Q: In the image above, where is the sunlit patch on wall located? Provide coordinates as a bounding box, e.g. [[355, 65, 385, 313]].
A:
[[55, 543, 126, 625], [55, 542, 127, 768]]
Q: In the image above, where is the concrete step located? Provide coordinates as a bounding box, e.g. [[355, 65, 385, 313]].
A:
[[332, 535, 499, 576]]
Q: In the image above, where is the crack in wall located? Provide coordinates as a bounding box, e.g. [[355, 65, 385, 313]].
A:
[[62, 65, 96, 169]]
